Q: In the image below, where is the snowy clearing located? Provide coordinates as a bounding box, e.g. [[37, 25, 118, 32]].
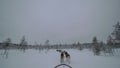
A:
[[0, 49, 120, 68]]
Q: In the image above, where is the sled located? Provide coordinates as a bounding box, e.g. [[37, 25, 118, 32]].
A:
[[54, 64, 72, 68]]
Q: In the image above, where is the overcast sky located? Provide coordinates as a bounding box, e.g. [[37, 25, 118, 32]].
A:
[[0, 0, 120, 44]]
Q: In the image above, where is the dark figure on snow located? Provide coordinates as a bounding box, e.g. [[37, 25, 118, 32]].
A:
[[56, 50, 71, 64], [64, 51, 71, 64]]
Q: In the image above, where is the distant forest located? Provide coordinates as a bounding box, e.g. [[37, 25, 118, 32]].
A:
[[0, 22, 120, 56]]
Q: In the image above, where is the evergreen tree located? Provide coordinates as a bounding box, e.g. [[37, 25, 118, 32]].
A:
[[92, 36, 98, 44], [107, 35, 113, 45], [4, 38, 11, 47], [20, 36, 27, 46], [92, 36, 100, 55]]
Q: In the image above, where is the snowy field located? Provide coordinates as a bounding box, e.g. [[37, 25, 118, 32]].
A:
[[0, 49, 120, 68]]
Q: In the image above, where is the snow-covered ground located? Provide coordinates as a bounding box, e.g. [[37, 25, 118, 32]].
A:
[[0, 49, 120, 68]]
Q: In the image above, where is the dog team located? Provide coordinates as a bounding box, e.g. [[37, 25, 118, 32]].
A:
[[56, 50, 71, 64]]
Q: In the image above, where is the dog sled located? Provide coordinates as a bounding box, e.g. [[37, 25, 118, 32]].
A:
[[54, 64, 72, 68]]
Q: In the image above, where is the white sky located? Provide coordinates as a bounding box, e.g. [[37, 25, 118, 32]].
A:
[[0, 0, 120, 44]]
